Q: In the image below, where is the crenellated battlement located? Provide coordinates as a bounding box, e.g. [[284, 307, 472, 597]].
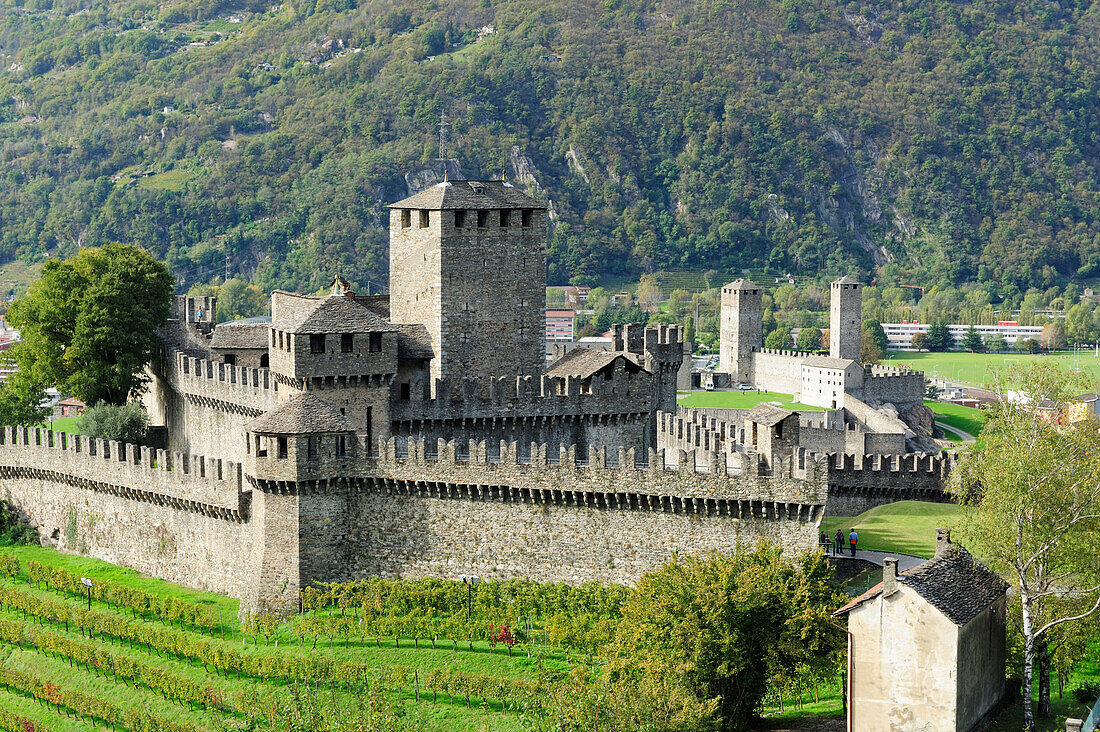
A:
[[390, 368, 655, 421], [159, 347, 281, 416], [0, 427, 249, 518], [755, 347, 818, 359]]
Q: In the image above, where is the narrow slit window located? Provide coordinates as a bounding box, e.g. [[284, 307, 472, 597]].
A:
[[500, 209, 510, 227], [521, 209, 532, 227], [341, 333, 354, 353], [477, 210, 488, 227]]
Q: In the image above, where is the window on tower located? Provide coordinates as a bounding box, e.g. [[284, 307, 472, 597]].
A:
[[341, 334, 353, 353], [500, 209, 511, 227], [419, 210, 430, 228], [521, 209, 532, 227], [454, 210, 466, 227], [310, 334, 325, 353], [401, 210, 411, 228], [369, 333, 382, 352], [477, 210, 488, 227]]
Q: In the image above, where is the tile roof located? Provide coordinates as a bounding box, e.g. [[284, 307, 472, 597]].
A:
[[743, 403, 795, 426], [834, 544, 1007, 626], [389, 180, 545, 210], [210, 321, 270, 350], [544, 349, 644, 379], [833, 275, 862, 285], [392, 323, 434, 360], [723, 279, 759, 291], [246, 393, 353, 435], [271, 292, 395, 335]]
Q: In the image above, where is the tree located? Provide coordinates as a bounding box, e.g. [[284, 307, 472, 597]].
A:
[[636, 275, 662, 313], [960, 326, 985, 353], [952, 363, 1100, 731], [764, 328, 792, 350], [862, 320, 888, 353], [79, 402, 150, 445], [986, 334, 1008, 353], [925, 322, 955, 352], [1041, 322, 1067, 351], [4, 245, 173, 410], [1018, 338, 1041, 354], [188, 278, 268, 322], [1064, 303, 1095, 345], [910, 332, 928, 352], [796, 326, 822, 351], [607, 546, 844, 732], [860, 329, 883, 364]]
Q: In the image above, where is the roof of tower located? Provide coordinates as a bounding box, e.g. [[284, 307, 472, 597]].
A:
[[271, 291, 395, 335], [804, 355, 858, 370], [723, 279, 758, 291], [832, 275, 861, 286], [834, 543, 1007, 626], [210, 321, 269, 350], [389, 180, 545, 210], [743, 403, 794, 426], [544, 348, 646, 379], [246, 393, 353, 435]]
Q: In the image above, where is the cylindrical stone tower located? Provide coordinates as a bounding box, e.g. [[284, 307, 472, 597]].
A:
[[830, 275, 863, 361]]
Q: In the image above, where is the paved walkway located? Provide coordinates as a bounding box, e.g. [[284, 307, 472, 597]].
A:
[[936, 420, 977, 443], [825, 548, 927, 571]]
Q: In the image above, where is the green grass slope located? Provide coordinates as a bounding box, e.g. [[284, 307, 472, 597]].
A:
[[821, 501, 962, 558]]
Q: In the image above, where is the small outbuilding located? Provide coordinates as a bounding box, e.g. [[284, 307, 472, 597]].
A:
[[835, 529, 1008, 731]]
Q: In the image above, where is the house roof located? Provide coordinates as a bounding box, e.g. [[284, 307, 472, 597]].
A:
[[743, 403, 795, 426], [390, 180, 545, 210], [804, 355, 858, 370], [834, 544, 1007, 626], [211, 321, 270, 350], [392, 323, 434, 360], [246, 393, 353, 435], [544, 349, 644, 379], [271, 292, 395, 335]]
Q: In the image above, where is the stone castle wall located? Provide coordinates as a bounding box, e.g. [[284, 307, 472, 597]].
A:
[[0, 427, 257, 603]]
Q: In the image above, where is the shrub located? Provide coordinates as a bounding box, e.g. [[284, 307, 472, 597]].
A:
[[0, 501, 37, 546], [79, 401, 149, 445], [1072, 680, 1100, 705]]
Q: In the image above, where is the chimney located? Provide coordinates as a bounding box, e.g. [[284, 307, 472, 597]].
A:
[[935, 527, 952, 558], [882, 558, 899, 597]]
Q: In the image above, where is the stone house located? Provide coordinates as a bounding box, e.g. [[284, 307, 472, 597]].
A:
[[835, 529, 1008, 731]]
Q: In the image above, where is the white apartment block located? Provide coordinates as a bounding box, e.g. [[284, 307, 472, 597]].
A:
[[883, 321, 1045, 350]]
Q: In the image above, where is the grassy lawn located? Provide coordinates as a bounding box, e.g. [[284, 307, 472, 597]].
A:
[[884, 350, 1100, 388], [139, 166, 199, 192], [926, 400, 988, 438], [677, 389, 825, 411], [821, 501, 962, 558], [41, 414, 83, 435]]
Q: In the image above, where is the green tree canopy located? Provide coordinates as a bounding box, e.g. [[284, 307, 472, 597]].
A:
[[960, 326, 985, 353], [4, 244, 173, 413], [796, 326, 822, 351], [925, 322, 955, 352], [953, 363, 1100, 730], [764, 328, 792, 350], [79, 401, 150, 445], [862, 320, 888, 353], [607, 546, 844, 731]]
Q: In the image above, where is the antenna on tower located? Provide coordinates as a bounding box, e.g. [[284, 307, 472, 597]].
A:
[[438, 112, 451, 161]]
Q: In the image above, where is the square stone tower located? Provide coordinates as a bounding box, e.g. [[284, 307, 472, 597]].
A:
[[830, 275, 863, 361], [720, 279, 762, 383], [389, 180, 547, 382]]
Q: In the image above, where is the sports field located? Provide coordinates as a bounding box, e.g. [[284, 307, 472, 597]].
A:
[[883, 350, 1100, 388]]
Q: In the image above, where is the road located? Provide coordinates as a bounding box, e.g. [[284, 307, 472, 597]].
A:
[[936, 420, 976, 443]]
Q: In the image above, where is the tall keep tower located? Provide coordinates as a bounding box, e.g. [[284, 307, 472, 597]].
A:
[[830, 275, 863, 361], [720, 279, 762, 383], [389, 180, 547, 382]]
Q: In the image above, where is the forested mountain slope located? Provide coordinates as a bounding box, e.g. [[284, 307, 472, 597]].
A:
[[0, 0, 1098, 295]]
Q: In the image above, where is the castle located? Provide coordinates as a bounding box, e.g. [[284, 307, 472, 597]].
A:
[[0, 179, 950, 616]]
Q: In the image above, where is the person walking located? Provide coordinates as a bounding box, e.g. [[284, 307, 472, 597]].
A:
[[849, 528, 859, 557], [833, 528, 844, 556]]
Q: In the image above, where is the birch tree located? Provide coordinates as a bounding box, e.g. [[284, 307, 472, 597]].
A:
[[951, 363, 1100, 730]]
